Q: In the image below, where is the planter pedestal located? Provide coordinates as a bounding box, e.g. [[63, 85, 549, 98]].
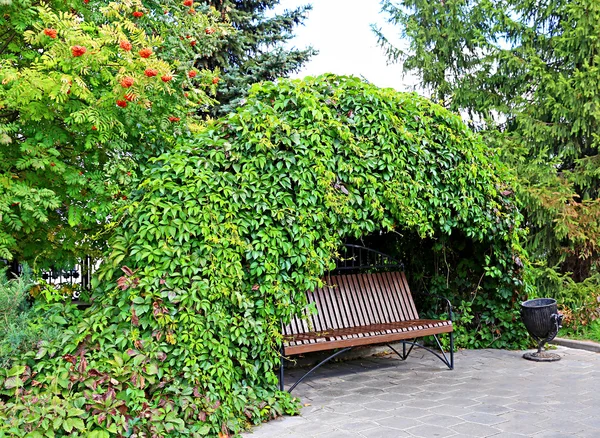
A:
[[521, 298, 563, 362]]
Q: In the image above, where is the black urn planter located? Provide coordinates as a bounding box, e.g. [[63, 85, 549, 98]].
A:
[[521, 298, 563, 362]]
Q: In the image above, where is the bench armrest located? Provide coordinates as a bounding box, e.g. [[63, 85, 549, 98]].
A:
[[426, 294, 453, 322]]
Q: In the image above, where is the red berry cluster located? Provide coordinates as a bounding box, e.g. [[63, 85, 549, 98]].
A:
[[144, 68, 158, 77], [139, 48, 153, 58], [120, 40, 132, 51], [44, 28, 57, 39], [120, 76, 134, 88], [188, 70, 197, 78], [116, 100, 128, 108], [133, 11, 144, 18], [161, 75, 173, 83], [184, 0, 193, 6], [71, 45, 86, 57], [168, 116, 181, 122]]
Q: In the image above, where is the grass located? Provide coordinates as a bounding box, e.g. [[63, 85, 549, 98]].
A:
[[561, 319, 600, 343]]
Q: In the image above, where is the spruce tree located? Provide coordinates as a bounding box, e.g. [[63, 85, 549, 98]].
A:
[[202, 0, 317, 115], [375, 0, 600, 292]]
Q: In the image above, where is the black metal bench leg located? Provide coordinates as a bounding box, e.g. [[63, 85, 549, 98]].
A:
[[432, 334, 453, 370], [288, 347, 351, 393], [449, 330, 454, 370], [279, 347, 285, 391], [386, 334, 454, 370], [387, 340, 415, 361]]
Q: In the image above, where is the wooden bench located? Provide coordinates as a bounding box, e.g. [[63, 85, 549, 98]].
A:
[[280, 244, 454, 392]]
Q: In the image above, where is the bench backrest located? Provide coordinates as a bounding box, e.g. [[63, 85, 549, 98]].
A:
[[284, 271, 419, 336]]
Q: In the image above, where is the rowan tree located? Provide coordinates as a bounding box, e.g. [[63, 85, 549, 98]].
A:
[[0, 0, 229, 265]]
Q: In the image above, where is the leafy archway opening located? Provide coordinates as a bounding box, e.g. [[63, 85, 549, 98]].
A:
[[347, 229, 527, 349], [2, 75, 527, 437]]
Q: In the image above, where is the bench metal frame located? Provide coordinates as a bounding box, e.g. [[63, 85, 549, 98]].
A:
[[280, 244, 454, 393]]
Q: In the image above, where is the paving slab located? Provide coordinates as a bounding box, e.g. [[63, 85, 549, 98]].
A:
[[242, 346, 600, 438]]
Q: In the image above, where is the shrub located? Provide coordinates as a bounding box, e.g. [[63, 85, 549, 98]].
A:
[[0, 268, 36, 368], [527, 264, 600, 332], [1, 75, 526, 437], [0, 268, 78, 369]]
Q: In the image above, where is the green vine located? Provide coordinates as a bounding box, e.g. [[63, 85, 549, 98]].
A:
[[1, 75, 526, 436]]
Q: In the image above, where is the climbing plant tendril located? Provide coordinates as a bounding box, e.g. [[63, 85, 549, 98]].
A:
[[0, 75, 526, 436]]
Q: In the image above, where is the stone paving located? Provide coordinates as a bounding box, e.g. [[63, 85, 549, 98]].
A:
[[243, 346, 600, 437]]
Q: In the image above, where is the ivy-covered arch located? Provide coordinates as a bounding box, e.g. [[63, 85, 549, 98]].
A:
[[2, 75, 526, 437]]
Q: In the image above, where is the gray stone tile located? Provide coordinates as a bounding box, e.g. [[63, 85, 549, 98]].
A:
[[506, 402, 549, 413], [470, 403, 513, 415], [285, 421, 333, 435], [450, 422, 501, 437], [433, 404, 476, 417], [390, 406, 431, 419], [375, 416, 423, 429], [475, 395, 519, 406], [489, 433, 528, 438], [541, 407, 595, 423], [244, 347, 600, 438], [405, 424, 458, 437], [436, 396, 481, 408], [578, 416, 600, 429], [350, 386, 386, 396], [327, 402, 364, 414], [313, 430, 356, 438], [531, 432, 575, 438], [385, 384, 426, 395], [534, 418, 588, 434], [360, 400, 401, 411], [498, 411, 550, 424], [359, 379, 401, 390], [459, 412, 507, 426], [335, 420, 380, 432], [302, 410, 350, 425], [492, 420, 542, 436], [413, 390, 454, 402], [400, 398, 446, 409], [360, 426, 412, 437], [375, 392, 408, 402], [332, 393, 377, 404], [417, 414, 464, 428], [348, 409, 395, 421]]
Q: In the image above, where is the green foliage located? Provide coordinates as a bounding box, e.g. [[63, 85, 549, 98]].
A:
[[1, 75, 525, 436], [0, 268, 77, 370], [0, 0, 230, 265], [527, 264, 600, 331], [365, 230, 530, 350], [202, 0, 317, 115], [563, 318, 600, 343], [0, 267, 36, 368], [376, 0, 600, 286]]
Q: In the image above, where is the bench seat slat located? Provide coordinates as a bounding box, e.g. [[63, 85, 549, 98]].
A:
[[283, 319, 452, 354], [284, 320, 452, 355]]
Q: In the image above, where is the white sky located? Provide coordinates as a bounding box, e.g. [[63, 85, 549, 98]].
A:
[[273, 0, 420, 92]]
